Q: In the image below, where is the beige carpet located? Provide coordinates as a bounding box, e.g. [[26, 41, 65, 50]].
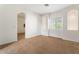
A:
[[0, 35, 79, 54]]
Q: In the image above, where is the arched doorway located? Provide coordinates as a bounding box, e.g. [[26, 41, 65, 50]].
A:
[[17, 12, 25, 41]]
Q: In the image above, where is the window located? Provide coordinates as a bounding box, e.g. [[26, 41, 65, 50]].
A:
[[67, 9, 78, 31], [48, 16, 63, 30]]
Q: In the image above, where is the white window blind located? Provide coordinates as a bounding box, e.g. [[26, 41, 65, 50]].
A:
[[67, 9, 78, 30]]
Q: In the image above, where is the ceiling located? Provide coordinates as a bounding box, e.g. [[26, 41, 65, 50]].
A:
[[21, 4, 71, 14], [0, 4, 71, 14]]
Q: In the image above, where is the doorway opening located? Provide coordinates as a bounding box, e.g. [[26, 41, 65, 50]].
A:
[[17, 12, 25, 41]]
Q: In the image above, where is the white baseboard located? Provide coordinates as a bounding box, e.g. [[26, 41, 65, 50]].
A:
[[61, 36, 79, 42], [48, 34, 79, 43], [26, 34, 79, 43]]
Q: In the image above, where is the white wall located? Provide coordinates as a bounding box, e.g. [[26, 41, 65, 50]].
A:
[[0, 5, 5, 42], [41, 15, 48, 36], [0, 5, 17, 45], [25, 11, 41, 38]]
